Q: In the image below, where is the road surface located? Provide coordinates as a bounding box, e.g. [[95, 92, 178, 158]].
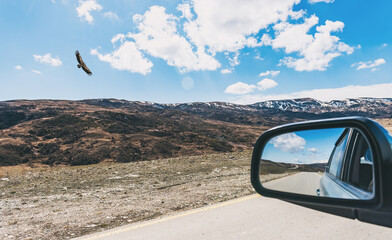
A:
[[263, 172, 322, 196], [76, 194, 391, 240]]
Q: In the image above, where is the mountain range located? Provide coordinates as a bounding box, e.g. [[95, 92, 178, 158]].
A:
[[0, 98, 391, 166]]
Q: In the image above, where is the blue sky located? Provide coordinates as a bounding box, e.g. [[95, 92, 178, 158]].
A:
[[262, 128, 345, 164], [0, 0, 391, 104]]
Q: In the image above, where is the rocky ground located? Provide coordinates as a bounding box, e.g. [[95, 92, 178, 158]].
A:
[[0, 151, 260, 240]]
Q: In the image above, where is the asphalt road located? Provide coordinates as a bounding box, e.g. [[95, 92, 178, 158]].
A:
[[263, 172, 322, 196], [76, 194, 392, 240]]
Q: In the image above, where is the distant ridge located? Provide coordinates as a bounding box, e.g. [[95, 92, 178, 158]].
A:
[[81, 97, 392, 118]]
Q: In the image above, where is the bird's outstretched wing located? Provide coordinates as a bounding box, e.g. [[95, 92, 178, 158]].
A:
[[82, 65, 92, 76], [75, 50, 84, 65], [75, 50, 92, 76]]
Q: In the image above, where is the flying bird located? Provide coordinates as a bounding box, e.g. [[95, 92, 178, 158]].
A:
[[75, 50, 92, 76]]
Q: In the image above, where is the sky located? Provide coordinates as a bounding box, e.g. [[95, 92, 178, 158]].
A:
[[262, 128, 345, 164], [1, 0, 391, 104]]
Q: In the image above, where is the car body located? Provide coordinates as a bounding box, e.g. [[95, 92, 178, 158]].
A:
[[319, 128, 374, 199]]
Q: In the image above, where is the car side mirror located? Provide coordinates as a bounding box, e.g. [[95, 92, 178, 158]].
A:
[[251, 117, 392, 227]]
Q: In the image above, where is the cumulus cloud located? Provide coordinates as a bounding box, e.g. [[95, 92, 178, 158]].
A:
[[92, 1, 351, 73], [182, 0, 301, 53], [103, 11, 119, 21], [225, 82, 256, 94], [351, 58, 386, 71], [221, 68, 232, 74], [33, 53, 62, 66], [230, 83, 392, 104], [76, 0, 102, 24], [308, 0, 334, 3], [257, 78, 278, 90], [271, 133, 306, 153], [14, 65, 22, 70], [90, 41, 153, 75], [259, 70, 280, 77], [262, 15, 353, 71], [32, 70, 41, 74], [225, 78, 277, 94], [128, 6, 220, 72]]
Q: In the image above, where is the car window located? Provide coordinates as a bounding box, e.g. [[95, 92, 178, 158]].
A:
[[328, 130, 349, 178], [347, 131, 373, 192]]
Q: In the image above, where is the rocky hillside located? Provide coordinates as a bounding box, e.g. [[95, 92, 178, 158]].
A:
[[0, 98, 390, 166], [0, 100, 269, 166]]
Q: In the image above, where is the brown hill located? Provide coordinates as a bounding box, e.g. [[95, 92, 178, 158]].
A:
[[0, 100, 270, 166]]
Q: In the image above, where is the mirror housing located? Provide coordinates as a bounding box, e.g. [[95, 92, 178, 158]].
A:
[[251, 117, 392, 227]]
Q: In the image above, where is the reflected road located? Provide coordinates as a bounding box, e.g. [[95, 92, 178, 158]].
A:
[[263, 172, 323, 196]]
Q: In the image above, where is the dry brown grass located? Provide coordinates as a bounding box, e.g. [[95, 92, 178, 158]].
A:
[[374, 118, 392, 132], [0, 164, 51, 178], [0, 151, 255, 240]]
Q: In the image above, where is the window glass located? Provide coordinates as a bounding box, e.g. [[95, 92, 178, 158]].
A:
[[329, 131, 349, 177], [347, 132, 374, 192]]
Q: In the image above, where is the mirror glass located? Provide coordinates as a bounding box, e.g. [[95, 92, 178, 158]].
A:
[[259, 127, 374, 200]]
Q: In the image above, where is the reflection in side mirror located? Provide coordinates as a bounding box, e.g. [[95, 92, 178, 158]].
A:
[[259, 127, 374, 200]]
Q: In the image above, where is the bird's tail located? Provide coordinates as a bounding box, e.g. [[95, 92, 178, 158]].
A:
[[77, 64, 81, 68]]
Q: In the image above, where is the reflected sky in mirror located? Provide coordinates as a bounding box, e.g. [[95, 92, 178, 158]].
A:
[[262, 128, 345, 165]]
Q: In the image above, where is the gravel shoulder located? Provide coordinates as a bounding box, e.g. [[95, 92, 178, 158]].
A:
[[1, 151, 258, 240]]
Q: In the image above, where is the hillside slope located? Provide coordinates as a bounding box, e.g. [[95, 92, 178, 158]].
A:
[[1, 98, 391, 166]]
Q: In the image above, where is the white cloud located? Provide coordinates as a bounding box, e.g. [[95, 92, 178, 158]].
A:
[[288, 9, 306, 20], [263, 15, 353, 71], [103, 11, 119, 21], [259, 70, 280, 77], [177, 3, 193, 20], [91, 1, 352, 73], [308, 0, 334, 3], [132, 14, 142, 23], [33, 53, 62, 66], [227, 51, 240, 67], [221, 68, 232, 74], [308, 148, 318, 154], [225, 82, 256, 94], [76, 0, 102, 24], [225, 78, 277, 94], [182, 0, 302, 53], [32, 70, 41, 74], [111, 33, 126, 46], [257, 78, 278, 90], [128, 6, 220, 72], [271, 133, 306, 153], [91, 41, 153, 75], [14, 65, 22, 70], [351, 58, 386, 71], [230, 83, 392, 104], [381, 43, 388, 48], [50, 0, 55, 3]]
